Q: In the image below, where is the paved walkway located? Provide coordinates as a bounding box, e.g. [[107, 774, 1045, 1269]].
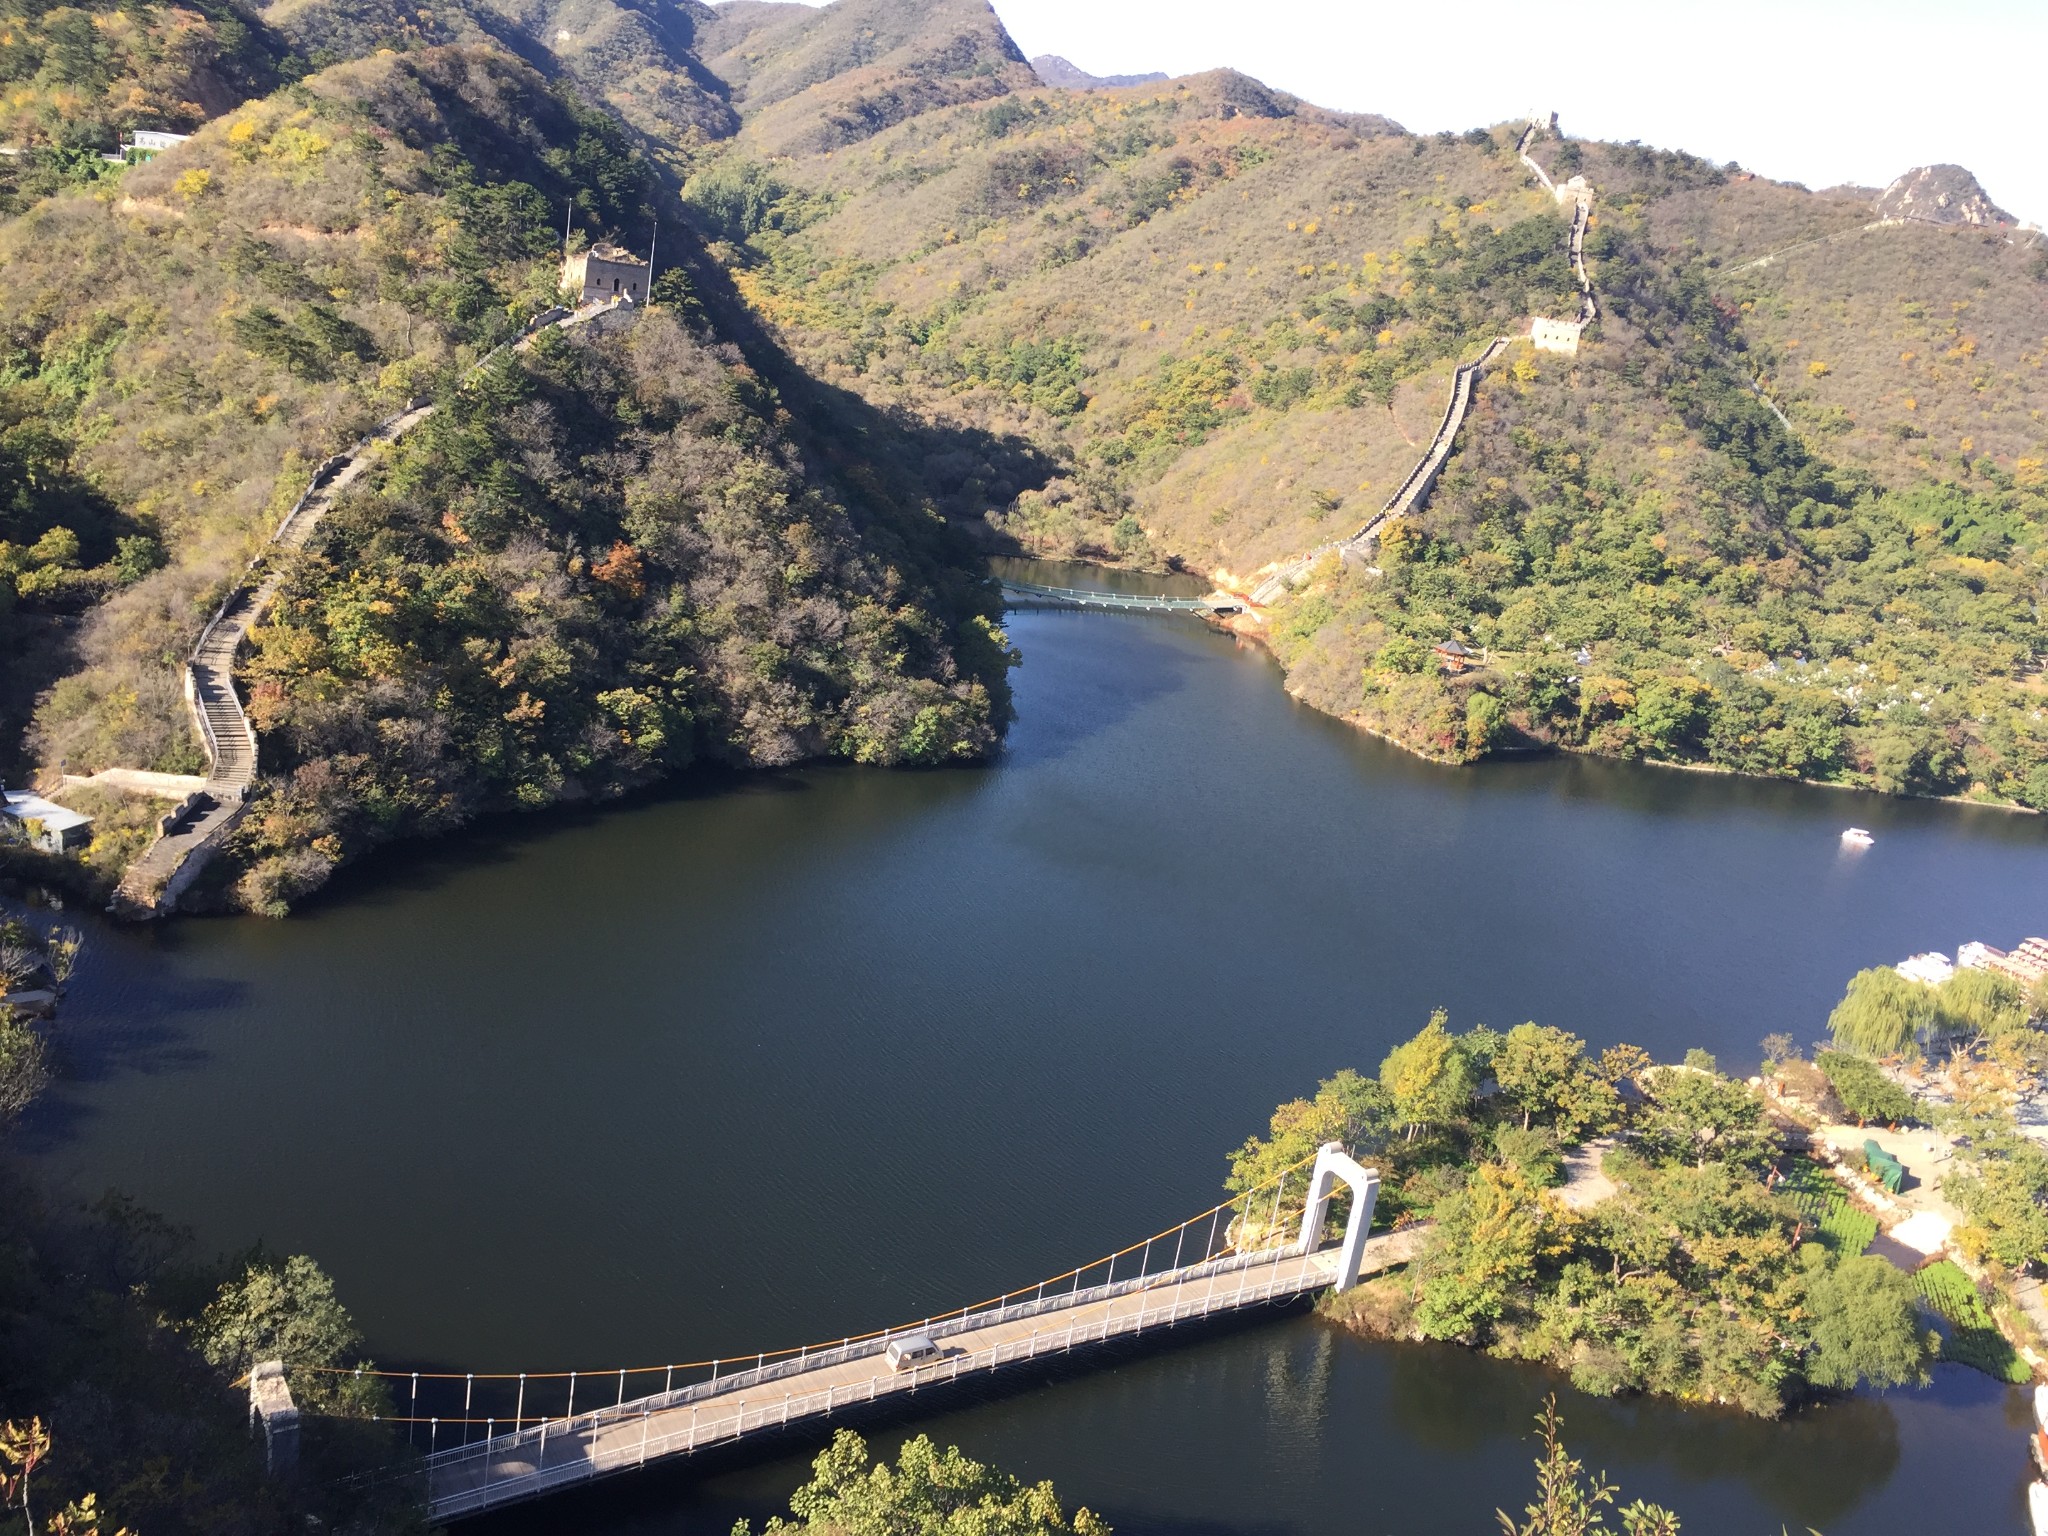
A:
[[1556, 1137, 1618, 1210], [1815, 1123, 1964, 1225], [108, 404, 431, 915]]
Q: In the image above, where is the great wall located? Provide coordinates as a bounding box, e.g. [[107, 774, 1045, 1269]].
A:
[[1247, 115, 1597, 608], [109, 299, 641, 918], [104, 124, 1599, 913]]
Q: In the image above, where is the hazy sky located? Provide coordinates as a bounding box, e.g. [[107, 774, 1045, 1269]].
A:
[[990, 0, 2045, 225]]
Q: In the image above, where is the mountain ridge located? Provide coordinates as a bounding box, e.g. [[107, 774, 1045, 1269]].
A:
[[647, 26, 2045, 807], [1030, 54, 1168, 90], [3, 0, 2045, 912]]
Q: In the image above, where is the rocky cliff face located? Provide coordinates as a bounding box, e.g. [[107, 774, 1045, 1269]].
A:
[[1030, 54, 1169, 89], [1874, 164, 2013, 226]]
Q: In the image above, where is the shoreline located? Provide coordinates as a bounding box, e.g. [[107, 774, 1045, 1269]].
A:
[[1170, 580, 2044, 817], [1592, 746, 2041, 814]]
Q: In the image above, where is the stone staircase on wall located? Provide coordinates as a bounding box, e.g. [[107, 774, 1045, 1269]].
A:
[[109, 404, 430, 916]]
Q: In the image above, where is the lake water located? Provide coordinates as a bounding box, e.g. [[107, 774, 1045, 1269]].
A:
[[21, 559, 2048, 1533]]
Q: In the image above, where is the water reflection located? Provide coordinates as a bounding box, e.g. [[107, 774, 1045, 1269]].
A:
[[468, 1321, 2010, 1536]]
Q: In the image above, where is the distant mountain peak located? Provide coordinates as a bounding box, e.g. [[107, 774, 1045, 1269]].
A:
[[1030, 54, 1168, 90], [1874, 164, 2013, 227]]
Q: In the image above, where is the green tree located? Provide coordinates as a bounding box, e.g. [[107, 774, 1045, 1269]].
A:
[[1815, 1052, 1914, 1126], [1380, 1009, 1477, 1140], [1374, 634, 1428, 674], [1946, 1144, 2048, 1269], [194, 1254, 379, 1413], [734, 1429, 1109, 1536], [1493, 1124, 1564, 1186], [298, 304, 376, 367], [229, 305, 323, 377], [684, 159, 810, 244], [1225, 1069, 1393, 1193], [1495, 1022, 1587, 1131], [1864, 719, 1964, 797], [1497, 1398, 1682, 1536], [108, 534, 162, 584], [1826, 967, 1938, 1057], [1799, 1252, 1933, 1391], [1635, 1067, 1774, 1169], [1627, 675, 1711, 757], [649, 267, 698, 314], [1465, 691, 1508, 754], [1937, 968, 2028, 1039], [1459, 1023, 1506, 1076], [1414, 1161, 1557, 1340]]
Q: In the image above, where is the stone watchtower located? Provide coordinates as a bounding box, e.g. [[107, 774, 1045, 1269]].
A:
[[561, 242, 650, 305]]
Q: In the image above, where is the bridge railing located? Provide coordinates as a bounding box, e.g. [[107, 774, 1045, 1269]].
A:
[[309, 1152, 1338, 1455], [999, 581, 1234, 613], [416, 1247, 1334, 1520]]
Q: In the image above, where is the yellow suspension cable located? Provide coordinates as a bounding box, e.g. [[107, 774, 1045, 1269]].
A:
[[298, 1147, 1327, 1382]]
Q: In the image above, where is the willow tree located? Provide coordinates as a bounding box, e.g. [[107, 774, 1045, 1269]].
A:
[[1938, 968, 2028, 1040], [1826, 968, 1938, 1058], [1800, 1252, 1933, 1392]]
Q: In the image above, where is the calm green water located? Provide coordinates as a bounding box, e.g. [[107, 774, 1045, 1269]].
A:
[[21, 558, 2048, 1533]]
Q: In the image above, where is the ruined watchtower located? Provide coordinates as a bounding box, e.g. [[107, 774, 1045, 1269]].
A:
[[561, 242, 649, 305]]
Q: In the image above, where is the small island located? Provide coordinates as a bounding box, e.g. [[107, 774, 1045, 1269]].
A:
[[1229, 949, 2048, 1416]]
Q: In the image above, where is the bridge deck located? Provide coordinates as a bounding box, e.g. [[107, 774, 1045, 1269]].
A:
[[420, 1230, 1419, 1520], [1000, 581, 1241, 615]]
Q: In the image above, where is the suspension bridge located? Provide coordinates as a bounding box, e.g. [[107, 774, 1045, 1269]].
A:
[[1000, 580, 1244, 615], [293, 1144, 1407, 1522]]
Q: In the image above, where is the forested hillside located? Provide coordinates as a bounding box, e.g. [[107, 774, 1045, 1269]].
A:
[[1, 3, 1018, 909], [4, 0, 2045, 917], [0, 0, 291, 213], [225, 309, 1008, 911], [7, 46, 655, 777], [662, 34, 2047, 808]]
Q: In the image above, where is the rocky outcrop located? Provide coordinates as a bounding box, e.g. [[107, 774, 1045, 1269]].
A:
[[1874, 165, 2013, 227], [1029, 54, 1167, 90]]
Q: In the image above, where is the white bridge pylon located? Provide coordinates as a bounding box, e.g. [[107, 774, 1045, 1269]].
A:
[[1299, 1142, 1379, 1290]]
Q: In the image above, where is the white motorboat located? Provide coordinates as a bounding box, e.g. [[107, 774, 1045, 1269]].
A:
[[1841, 827, 1873, 847], [2030, 1479, 2048, 1536]]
